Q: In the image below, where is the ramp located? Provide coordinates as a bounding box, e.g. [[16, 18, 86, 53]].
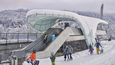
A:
[[35, 27, 73, 59], [36, 27, 85, 59]]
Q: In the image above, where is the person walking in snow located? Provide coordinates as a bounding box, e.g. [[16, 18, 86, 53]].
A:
[[50, 53, 56, 65], [63, 45, 69, 61], [95, 42, 102, 54], [68, 45, 73, 60], [89, 44, 94, 54], [63, 44, 73, 61]]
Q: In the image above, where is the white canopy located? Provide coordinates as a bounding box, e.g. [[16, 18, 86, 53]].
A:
[[26, 9, 108, 45]]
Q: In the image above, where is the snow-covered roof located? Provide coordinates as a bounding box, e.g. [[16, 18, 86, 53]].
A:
[[26, 9, 108, 45], [26, 9, 80, 18]]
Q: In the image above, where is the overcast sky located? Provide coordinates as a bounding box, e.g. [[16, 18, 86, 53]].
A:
[[0, 0, 115, 13]]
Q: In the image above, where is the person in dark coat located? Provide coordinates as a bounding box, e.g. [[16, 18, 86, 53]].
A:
[[63, 45, 73, 61], [95, 42, 102, 54], [68, 45, 73, 60], [64, 22, 70, 29], [89, 44, 94, 54], [43, 34, 48, 43], [63, 45, 68, 61]]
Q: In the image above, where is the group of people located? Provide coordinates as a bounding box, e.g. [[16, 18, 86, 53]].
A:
[[89, 40, 103, 55], [49, 44, 74, 65], [56, 21, 70, 30], [63, 44, 73, 61], [25, 45, 74, 65]]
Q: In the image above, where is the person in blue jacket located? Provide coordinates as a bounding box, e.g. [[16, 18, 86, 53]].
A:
[[51, 33, 56, 42]]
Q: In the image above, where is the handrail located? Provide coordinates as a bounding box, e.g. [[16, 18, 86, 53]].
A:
[[24, 37, 44, 52], [12, 28, 63, 58], [14, 29, 63, 52]]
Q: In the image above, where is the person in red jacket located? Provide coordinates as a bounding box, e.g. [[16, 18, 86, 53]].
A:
[[29, 50, 36, 65]]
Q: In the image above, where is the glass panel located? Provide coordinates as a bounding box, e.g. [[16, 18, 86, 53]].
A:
[[27, 14, 76, 33], [28, 15, 57, 32]]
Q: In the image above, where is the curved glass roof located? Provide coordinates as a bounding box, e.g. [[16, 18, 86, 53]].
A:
[[28, 15, 58, 32], [27, 14, 74, 33]]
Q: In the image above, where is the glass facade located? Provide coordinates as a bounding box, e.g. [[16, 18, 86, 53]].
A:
[[28, 15, 58, 33], [27, 14, 75, 33]]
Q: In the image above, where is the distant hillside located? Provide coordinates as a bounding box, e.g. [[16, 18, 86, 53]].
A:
[[0, 9, 28, 28], [0, 9, 37, 40]]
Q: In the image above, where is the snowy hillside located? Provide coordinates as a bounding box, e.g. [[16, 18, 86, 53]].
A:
[[23, 40, 115, 65], [0, 9, 34, 33], [0, 9, 39, 39]]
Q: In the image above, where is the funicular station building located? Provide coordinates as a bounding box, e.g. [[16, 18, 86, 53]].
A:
[[14, 9, 108, 59], [0, 9, 108, 65]]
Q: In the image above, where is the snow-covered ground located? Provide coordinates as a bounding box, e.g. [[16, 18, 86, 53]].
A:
[[23, 40, 115, 65]]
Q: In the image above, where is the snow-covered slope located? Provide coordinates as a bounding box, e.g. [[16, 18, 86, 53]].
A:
[[23, 40, 115, 65]]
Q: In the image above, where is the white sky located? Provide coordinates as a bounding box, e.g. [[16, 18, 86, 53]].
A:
[[0, 0, 115, 13]]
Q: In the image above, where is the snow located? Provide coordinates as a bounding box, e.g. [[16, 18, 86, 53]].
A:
[[26, 9, 79, 18], [22, 62, 32, 65], [23, 40, 115, 65]]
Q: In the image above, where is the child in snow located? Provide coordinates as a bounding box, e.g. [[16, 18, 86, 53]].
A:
[[89, 44, 94, 54]]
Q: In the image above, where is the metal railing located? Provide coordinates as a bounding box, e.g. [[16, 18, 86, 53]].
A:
[[0, 33, 41, 45]]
